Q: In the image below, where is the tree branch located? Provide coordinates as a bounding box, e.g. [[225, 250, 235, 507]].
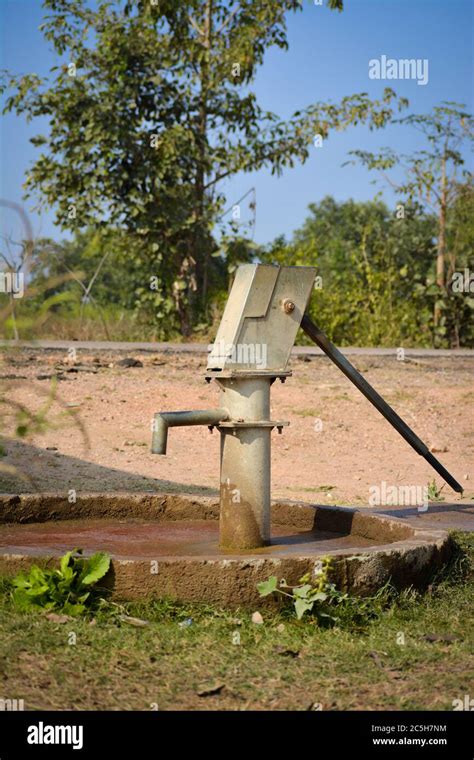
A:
[[188, 14, 203, 37], [216, 3, 240, 35]]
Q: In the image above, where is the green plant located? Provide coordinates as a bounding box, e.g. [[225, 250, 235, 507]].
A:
[[258, 556, 395, 627], [12, 548, 110, 616], [258, 556, 347, 623], [262, 197, 444, 348], [427, 479, 445, 501], [431, 531, 473, 587], [347, 104, 474, 346]]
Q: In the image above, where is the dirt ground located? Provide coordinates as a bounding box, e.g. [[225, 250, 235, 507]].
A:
[[0, 347, 473, 507]]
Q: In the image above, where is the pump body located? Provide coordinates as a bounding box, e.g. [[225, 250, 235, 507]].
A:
[[152, 264, 316, 550]]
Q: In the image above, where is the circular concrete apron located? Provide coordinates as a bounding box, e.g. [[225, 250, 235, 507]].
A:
[[0, 493, 452, 606]]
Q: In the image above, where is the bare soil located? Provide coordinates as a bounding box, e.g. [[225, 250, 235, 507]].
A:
[[1, 348, 472, 507]]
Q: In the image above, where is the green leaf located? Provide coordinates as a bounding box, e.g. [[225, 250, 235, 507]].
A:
[[62, 603, 85, 616], [293, 584, 313, 599], [294, 598, 314, 620], [26, 585, 49, 596], [12, 574, 31, 590], [312, 591, 328, 602], [257, 576, 278, 597], [81, 552, 110, 585], [60, 550, 74, 575]]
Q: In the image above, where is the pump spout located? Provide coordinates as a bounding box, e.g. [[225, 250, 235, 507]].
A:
[[151, 409, 229, 455]]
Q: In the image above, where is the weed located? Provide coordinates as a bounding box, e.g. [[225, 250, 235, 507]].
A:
[[258, 556, 390, 627], [427, 479, 445, 501], [11, 548, 110, 616]]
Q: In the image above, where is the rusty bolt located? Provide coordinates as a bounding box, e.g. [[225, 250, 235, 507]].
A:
[[282, 298, 295, 314]]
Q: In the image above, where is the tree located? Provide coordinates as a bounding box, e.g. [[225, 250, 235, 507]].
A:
[[261, 196, 439, 346], [29, 229, 125, 339], [347, 102, 474, 342], [444, 182, 474, 347], [2, 0, 407, 335]]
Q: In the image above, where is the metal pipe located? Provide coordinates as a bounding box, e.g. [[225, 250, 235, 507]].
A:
[[301, 313, 463, 494], [151, 409, 229, 455], [217, 378, 272, 549]]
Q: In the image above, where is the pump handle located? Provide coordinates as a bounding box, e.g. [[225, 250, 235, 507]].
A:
[[300, 314, 463, 495]]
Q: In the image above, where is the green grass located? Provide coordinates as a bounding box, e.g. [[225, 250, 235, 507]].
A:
[[386, 389, 417, 403], [290, 407, 322, 418], [0, 533, 472, 711], [301, 485, 336, 493]]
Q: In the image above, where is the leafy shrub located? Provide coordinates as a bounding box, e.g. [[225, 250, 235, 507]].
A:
[[12, 548, 110, 616], [258, 556, 391, 628], [258, 557, 344, 623]]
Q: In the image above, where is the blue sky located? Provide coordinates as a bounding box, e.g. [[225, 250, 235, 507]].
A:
[[0, 0, 472, 247]]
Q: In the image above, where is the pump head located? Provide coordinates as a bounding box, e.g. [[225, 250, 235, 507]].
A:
[[207, 264, 316, 375]]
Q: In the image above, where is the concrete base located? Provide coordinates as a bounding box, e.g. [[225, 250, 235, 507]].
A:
[[0, 493, 453, 606]]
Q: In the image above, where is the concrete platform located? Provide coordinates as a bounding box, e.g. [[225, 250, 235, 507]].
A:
[[0, 518, 381, 559], [0, 492, 456, 606], [368, 503, 474, 533]]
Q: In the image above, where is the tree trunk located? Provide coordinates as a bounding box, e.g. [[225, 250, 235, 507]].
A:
[[177, 3, 213, 337], [196, 0, 212, 309], [434, 156, 447, 330], [173, 255, 197, 338]]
